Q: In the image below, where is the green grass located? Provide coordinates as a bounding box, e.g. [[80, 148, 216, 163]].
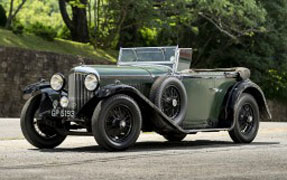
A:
[[0, 28, 117, 62]]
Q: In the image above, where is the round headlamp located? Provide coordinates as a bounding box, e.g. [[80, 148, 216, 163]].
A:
[[50, 74, 65, 91], [84, 74, 99, 91], [60, 96, 69, 108]]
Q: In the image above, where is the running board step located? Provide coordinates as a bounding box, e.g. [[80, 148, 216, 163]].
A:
[[182, 128, 230, 134]]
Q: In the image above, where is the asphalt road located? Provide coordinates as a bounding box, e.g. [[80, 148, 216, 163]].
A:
[[0, 119, 286, 180]]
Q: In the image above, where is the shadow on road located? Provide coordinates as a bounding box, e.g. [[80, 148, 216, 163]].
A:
[[34, 140, 280, 153]]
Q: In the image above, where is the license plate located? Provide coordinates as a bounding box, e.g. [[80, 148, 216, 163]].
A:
[[51, 109, 75, 118]]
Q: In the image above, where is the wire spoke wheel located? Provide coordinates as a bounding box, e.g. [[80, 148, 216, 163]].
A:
[[160, 85, 181, 119], [149, 77, 188, 135], [33, 109, 58, 140], [92, 94, 142, 151], [228, 93, 259, 143], [20, 95, 66, 149], [104, 104, 133, 143], [238, 104, 254, 135]]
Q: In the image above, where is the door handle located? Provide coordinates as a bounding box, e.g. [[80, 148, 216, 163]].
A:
[[209, 88, 222, 93]]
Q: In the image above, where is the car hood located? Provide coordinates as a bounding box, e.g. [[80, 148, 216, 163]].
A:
[[72, 65, 171, 77], [71, 64, 172, 85]]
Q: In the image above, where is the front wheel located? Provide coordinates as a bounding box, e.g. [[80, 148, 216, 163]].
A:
[[20, 94, 66, 149], [92, 94, 142, 151], [229, 93, 260, 143]]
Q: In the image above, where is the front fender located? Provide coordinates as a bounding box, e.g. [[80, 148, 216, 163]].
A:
[[78, 84, 184, 133], [227, 79, 272, 121], [23, 80, 66, 102]]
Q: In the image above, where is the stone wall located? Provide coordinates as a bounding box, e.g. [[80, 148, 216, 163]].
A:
[[0, 46, 113, 117], [267, 100, 287, 122]]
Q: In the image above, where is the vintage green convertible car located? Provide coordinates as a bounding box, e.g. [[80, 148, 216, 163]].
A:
[[21, 46, 271, 151]]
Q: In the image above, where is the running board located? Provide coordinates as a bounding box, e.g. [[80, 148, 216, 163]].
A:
[[181, 128, 231, 134], [64, 128, 231, 136], [65, 131, 93, 136]]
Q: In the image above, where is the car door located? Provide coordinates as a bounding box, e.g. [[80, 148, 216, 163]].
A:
[[182, 76, 216, 129]]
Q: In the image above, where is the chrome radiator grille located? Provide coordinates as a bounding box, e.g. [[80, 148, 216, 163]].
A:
[[68, 73, 94, 112]]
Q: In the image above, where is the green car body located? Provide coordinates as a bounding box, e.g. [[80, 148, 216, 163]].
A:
[[21, 46, 272, 151], [72, 65, 235, 129]]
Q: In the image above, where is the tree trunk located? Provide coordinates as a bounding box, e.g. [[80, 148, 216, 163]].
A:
[[71, 2, 89, 43], [5, 0, 26, 29], [5, 0, 14, 29], [59, 0, 89, 43], [87, 0, 91, 28]]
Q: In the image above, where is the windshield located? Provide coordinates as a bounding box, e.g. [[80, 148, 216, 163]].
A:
[[119, 47, 177, 63]]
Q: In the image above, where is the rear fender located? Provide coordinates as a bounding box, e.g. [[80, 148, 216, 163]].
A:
[[226, 79, 272, 126]]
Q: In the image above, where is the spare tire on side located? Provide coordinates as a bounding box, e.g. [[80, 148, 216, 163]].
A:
[[149, 76, 188, 134]]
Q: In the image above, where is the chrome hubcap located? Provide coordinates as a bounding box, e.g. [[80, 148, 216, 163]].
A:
[[120, 120, 126, 128], [247, 116, 253, 123], [172, 99, 177, 107], [238, 104, 255, 134]]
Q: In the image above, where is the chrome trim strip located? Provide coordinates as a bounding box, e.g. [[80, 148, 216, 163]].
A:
[[120, 46, 177, 50], [118, 61, 173, 65]]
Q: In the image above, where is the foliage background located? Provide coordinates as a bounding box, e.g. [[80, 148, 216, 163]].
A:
[[0, 0, 287, 101]]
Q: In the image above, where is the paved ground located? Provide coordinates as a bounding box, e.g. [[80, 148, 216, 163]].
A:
[[0, 119, 286, 180]]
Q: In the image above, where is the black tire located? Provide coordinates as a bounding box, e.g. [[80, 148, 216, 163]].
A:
[[149, 77, 187, 134], [92, 94, 142, 151], [163, 133, 186, 142], [20, 94, 66, 149], [229, 93, 260, 143]]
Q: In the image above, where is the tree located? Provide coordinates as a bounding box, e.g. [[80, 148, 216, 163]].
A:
[[117, 0, 157, 48], [91, 0, 158, 48], [236, 0, 287, 100], [59, 0, 89, 43], [0, 4, 7, 27], [182, 0, 287, 101], [5, 0, 27, 29]]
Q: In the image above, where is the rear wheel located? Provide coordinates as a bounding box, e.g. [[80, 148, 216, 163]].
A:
[[92, 94, 142, 151], [229, 93, 259, 143], [20, 95, 66, 149]]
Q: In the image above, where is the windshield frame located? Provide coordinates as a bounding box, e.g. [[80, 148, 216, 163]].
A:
[[117, 46, 178, 66]]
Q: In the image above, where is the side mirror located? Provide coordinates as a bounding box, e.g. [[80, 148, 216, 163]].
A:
[[177, 48, 192, 72]]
